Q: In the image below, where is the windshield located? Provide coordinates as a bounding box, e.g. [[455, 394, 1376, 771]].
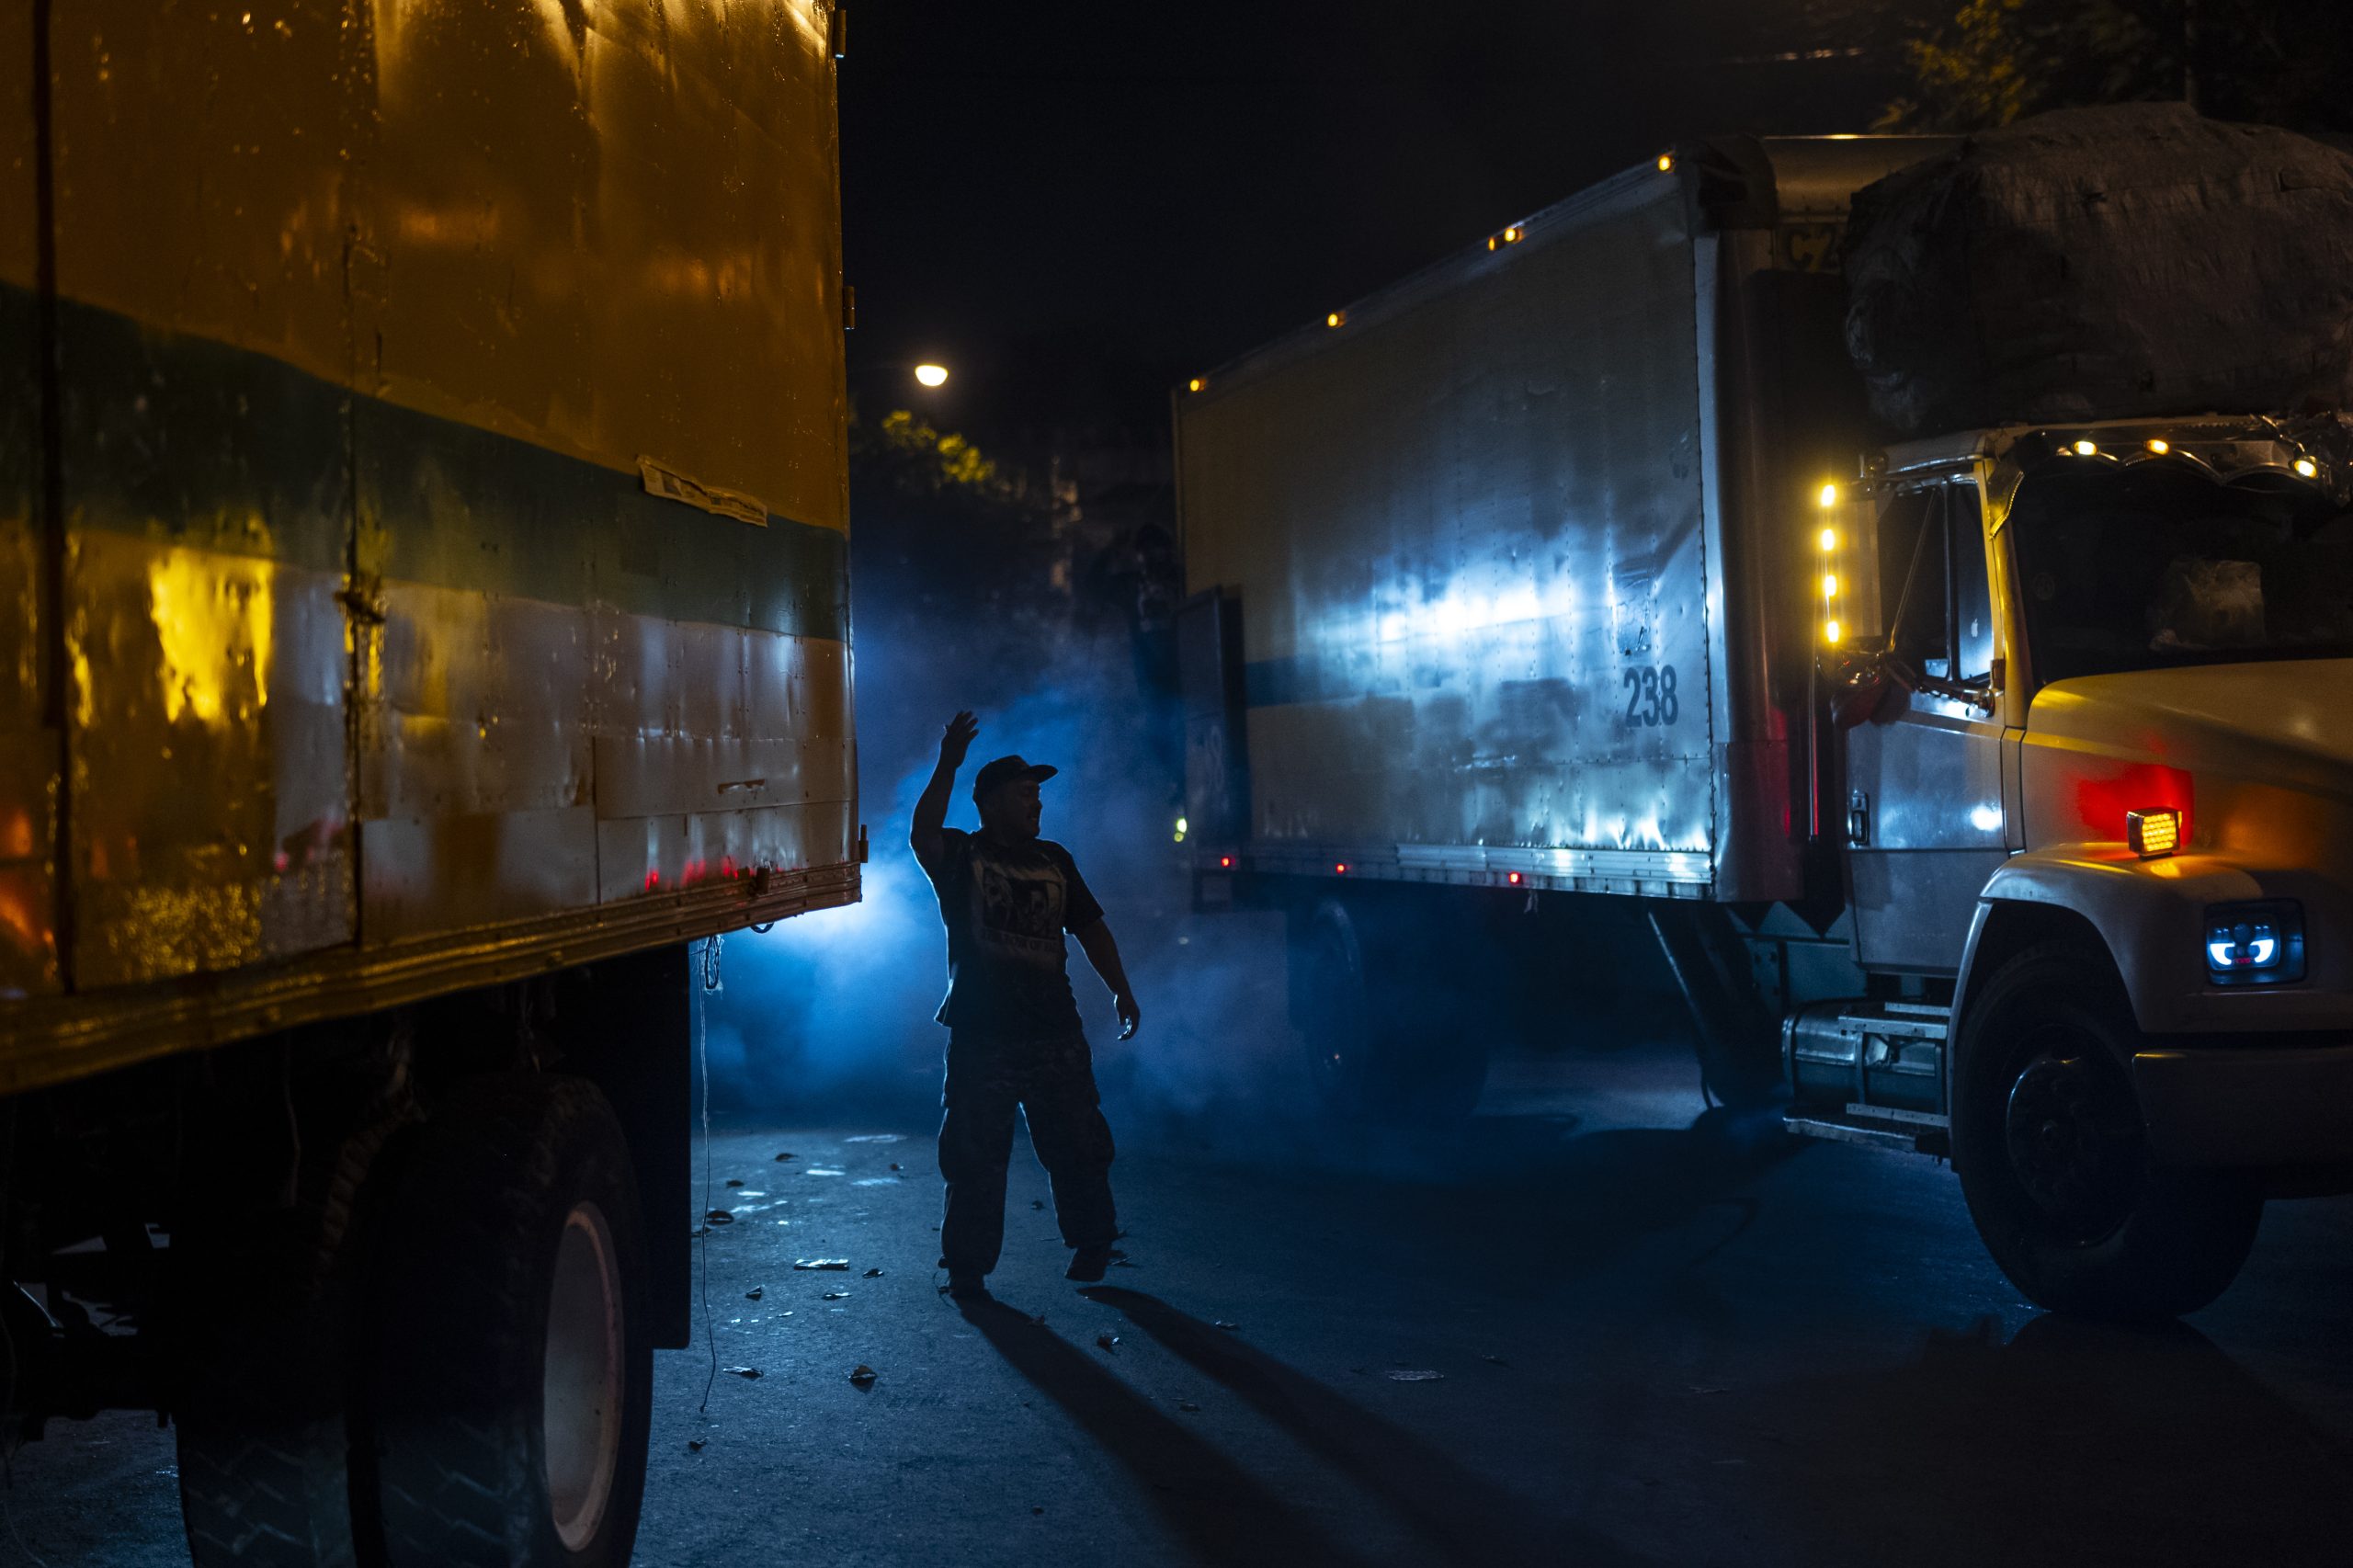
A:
[[2008, 464, 2353, 685]]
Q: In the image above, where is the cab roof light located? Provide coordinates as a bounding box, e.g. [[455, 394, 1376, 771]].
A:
[[2127, 807, 2180, 858], [1325, 310, 1347, 329], [2075, 440, 2098, 457], [1187, 377, 1205, 392]]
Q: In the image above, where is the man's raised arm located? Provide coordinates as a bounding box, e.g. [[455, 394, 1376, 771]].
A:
[[911, 710, 979, 863]]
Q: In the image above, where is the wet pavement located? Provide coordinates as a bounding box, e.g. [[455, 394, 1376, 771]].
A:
[[12, 1040, 2353, 1567]]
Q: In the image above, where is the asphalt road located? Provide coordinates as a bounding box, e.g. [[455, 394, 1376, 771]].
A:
[[11, 1033, 2353, 1568]]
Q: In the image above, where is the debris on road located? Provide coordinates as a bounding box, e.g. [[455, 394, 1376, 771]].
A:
[[688, 1439, 707, 1453], [849, 1364, 878, 1386], [862, 1267, 883, 1278], [774, 1152, 796, 1162], [722, 1367, 763, 1381], [847, 1133, 902, 1143], [745, 1287, 764, 1301], [1386, 1369, 1445, 1382], [705, 1210, 734, 1224], [1213, 1321, 1239, 1332], [1030, 1199, 1045, 1210], [1031, 1506, 1045, 1516], [794, 1258, 850, 1270], [823, 1291, 849, 1301], [1177, 1402, 1200, 1413], [1483, 1355, 1509, 1366], [1096, 1333, 1120, 1352], [889, 1162, 904, 1171], [724, 1178, 745, 1188]]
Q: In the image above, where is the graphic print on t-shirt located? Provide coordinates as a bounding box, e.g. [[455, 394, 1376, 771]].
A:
[[971, 850, 1067, 968]]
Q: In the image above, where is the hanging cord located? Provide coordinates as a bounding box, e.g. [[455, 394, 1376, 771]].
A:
[[695, 936, 723, 1414]]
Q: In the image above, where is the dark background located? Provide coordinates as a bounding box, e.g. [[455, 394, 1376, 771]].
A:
[[837, 0, 1953, 444]]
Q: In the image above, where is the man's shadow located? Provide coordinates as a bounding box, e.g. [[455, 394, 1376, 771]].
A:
[[1079, 1287, 1651, 1568], [955, 1295, 1374, 1567]]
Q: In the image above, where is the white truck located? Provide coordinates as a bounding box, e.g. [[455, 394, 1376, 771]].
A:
[[1174, 108, 2353, 1317]]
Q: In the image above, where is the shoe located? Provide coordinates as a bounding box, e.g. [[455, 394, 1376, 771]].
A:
[[1065, 1244, 1114, 1283], [947, 1271, 989, 1301]]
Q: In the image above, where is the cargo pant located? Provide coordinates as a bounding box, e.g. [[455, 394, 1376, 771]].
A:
[[938, 1030, 1117, 1277]]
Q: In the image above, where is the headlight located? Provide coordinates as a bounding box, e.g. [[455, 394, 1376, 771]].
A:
[[2204, 900, 2306, 987]]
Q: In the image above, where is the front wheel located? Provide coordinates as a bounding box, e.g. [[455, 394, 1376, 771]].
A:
[[366, 1075, 652, 1568], [1952, 943, 2261, 1319]]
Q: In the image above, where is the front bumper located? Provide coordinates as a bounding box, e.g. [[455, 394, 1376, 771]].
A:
[[2133, 1042, 2353, 1167]]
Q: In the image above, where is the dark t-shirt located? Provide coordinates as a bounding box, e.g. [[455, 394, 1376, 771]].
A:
[[915, 828, 1105, 1040]]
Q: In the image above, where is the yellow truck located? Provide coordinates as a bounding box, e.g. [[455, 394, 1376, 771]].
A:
[[0, 5, 855, 1563]]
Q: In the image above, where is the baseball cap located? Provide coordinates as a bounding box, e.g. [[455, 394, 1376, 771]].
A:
[[972, 755, 1059, 803]]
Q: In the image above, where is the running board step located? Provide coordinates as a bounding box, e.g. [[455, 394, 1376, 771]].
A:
[[1786, 1106, 1950, 1158]]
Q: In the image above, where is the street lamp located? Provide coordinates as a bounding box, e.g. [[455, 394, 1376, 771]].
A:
[[914, 363, 949, 388]]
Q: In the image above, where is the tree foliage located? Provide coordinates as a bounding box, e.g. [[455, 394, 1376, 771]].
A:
[[1881, 0, 2353, 133]]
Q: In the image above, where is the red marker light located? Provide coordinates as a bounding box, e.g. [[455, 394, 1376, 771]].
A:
[[1507, 871, 1523, 885], [644, 869, 659, 892], [1219, 856, 1233, 869], [1335, 862, 1349, 875]]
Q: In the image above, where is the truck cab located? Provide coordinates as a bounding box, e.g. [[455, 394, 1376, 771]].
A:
[[1808, 414, 2353, 1313]]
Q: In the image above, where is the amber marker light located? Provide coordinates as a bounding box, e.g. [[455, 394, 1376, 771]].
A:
[[1188, 377, 1205, 393], [1823, 573, 1838, 600], [1824, 619, 1843, 645], [1818, 527, 1838, 551], [2295, 458, 2319, 478], [1326, 311, 1347, 328], [2127, 807, 2181, 858], [1656, 153, 1675, 172], [2074, 439, 2097, 457], [1817, 482, 1838, 508], [2146, 437, 2170, 454]]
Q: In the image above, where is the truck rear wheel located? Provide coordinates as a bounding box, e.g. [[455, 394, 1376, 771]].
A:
[[1952, 943, 2261, 1319], [1294, 900, 1488, 1124], [366, 1075, 651, 1568]]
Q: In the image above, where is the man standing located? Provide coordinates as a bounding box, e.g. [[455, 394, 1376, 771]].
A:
[[911, 710, 1142, 1300]]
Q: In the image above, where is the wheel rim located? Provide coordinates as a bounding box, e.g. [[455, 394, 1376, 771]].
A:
[[2002, 1034, 2146, 1245], [543, 1199, 624, 1552]]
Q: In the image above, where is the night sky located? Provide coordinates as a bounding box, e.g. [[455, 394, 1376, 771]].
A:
[[839, 0, 1952, 438]]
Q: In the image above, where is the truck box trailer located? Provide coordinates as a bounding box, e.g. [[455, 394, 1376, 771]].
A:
[[0, 5, 853, 1563], [1177, 116, 2353, 1319]]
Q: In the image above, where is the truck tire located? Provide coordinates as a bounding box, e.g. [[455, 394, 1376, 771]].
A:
[[177, 1074, 416, 1568], [366, 1075, 651, 1568], [176, 1266, 362, 1568], [1295, 900, 1488, 1124], [1951, 943, 2262, 1319]]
